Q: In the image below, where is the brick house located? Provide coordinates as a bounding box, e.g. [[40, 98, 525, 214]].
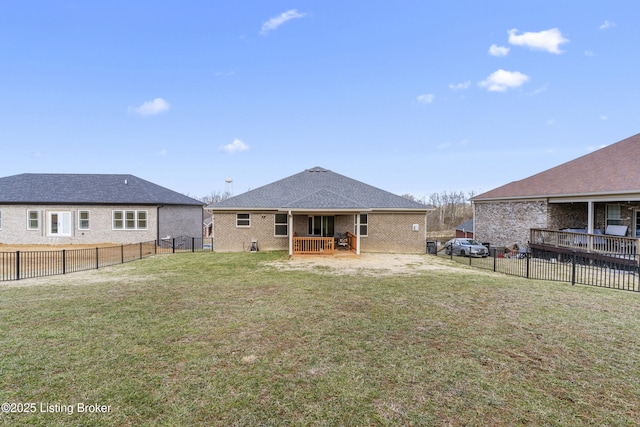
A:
[[471, 133, 640, 249], [0, 174, 204, 245], [207, 167, 434, 255]]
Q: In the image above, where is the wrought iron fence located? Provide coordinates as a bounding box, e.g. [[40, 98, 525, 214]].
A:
[[0, 237, 213, 281], [436, 244, 640, 292]]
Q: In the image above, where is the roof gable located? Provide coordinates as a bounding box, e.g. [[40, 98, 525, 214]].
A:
[[209, 166, 431, 211], [473, 133, 640, 200], [0, 174, 204, 205]]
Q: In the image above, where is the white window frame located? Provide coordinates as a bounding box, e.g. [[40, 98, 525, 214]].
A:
[[355, 214, 368, 237], [112, 210, 148, 230], [48, 211, 72, 237], [27, 210, 40, 230], [274, 213, 288, 236], [78, 210, 90, 230], [606, 204, 622, 227], [236, 213, 251, 228]]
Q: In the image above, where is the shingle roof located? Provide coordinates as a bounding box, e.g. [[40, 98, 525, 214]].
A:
[[208, 166, 432, 211], [456, 219, 473, 232], [473, 133, 640, 201], [0, 173, 204, 205]]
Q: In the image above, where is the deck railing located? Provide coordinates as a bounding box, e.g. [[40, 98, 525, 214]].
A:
[[293, 236, 335, 255], [530, 228, 639, 258]]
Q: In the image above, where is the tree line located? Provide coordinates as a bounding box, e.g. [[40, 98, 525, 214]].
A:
[[402, 190, 476, 232]]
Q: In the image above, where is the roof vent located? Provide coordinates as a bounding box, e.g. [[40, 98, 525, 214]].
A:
[[308, 166, 328, 173], [124, 179, 128, 185]]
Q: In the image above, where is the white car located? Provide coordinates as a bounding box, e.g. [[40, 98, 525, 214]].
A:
[[444, 238, 489, 257]]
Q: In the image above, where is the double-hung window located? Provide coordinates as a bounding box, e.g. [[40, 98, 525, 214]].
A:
[[78, 210, 90, 230], [355, 214, 368, 236], [27, 210, 40, 230], [606, 204, 622, 227], [274, 213, 288, 236], [236, 213, 251, 227], [113, 210, 148, 230]]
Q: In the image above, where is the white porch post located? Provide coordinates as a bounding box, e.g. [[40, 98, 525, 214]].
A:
[[288, 211, 293, 256], [587, 201, 594, 251], [356, 213, 361, 255]]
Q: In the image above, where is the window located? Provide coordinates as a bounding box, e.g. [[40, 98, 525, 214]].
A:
[[236, 213, 251, 227], [78, 211, 90, 230], [308, 216, 334, 236], [355, 214, 368, 236], [27, 210, 40, 230], [274, 213, 288, 236], [606, 204, 622, 226], [113, 211, 124, 229], [48, 212, 71, 236], [112, 210, 148, 230]]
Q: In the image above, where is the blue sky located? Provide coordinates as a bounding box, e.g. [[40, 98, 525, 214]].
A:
[[2, 1, 639, 202]]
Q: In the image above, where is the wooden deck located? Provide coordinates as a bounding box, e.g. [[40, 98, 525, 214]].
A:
[[292, 232, 358, 256], [530, 228, 639, 265]]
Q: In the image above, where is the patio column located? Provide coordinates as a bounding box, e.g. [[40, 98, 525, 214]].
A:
[[587, 201, 594, 251], [288, 211, 293, 256], [356, 213, 361, 255]]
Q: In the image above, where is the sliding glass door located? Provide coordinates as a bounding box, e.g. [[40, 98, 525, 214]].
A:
[[308, 216, 335, 237]]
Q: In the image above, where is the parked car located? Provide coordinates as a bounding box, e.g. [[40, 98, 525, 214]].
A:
[[444, 238, 489, 257]]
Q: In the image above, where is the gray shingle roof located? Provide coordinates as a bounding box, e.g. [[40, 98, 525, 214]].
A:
[[473, 133, 640, 201], [0, 174, 204, 205], [208, 166, 432, 211]]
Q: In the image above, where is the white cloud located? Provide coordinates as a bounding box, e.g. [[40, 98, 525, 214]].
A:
[[260, 9, 306, 35], [222, 138, 249, 153], [600, 114, 608, 120], [599, 20, 616, 30], [479, 69, 529, 92], [507, 28, 568, 54], [128, 98, 170, 116], [489, 44, 510, 57], [417, 93, 435, 104], [449, 81, 471, 90]]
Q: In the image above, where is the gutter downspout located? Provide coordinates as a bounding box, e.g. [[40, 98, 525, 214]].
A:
[[157, 205, 164, 243]]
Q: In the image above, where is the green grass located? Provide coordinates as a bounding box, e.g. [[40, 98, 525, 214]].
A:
[[2, 251, 640, 426]]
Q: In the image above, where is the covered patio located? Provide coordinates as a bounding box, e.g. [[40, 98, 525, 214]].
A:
[[287, 211, 366, 256]]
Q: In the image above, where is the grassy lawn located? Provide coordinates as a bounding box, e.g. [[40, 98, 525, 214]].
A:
[[1, 252, 640, 426]]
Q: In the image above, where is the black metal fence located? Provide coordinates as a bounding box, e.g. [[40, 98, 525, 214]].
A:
[[436, 244, 640, 292], [0, 237, 213, 281]]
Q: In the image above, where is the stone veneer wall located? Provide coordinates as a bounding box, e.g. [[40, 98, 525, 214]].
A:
[[547, 203, 588, 230], [473, 200, 548, 248]]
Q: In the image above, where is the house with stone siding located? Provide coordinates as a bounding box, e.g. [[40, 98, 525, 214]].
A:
[[0, 173, 204, 246], [207, 167, 434, 255], [471, 132, 640, 249]]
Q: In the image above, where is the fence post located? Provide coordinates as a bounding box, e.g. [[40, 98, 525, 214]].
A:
[[173, 238, 176, 254], [16, 251, 20, 280], [121, 245, 124, 264], [192, 237, 195, 253], [154, 240, 157, 255], [526, 252, 530, 279], [493, 248, 497, 272], [140, 242, 143, 259], [572, 250, 577, 286], [96, 247, 99, 269], [62, 249, 66, 275]]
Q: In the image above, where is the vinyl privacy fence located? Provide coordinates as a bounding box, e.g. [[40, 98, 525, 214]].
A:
[[0, 237, 213, 281]]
